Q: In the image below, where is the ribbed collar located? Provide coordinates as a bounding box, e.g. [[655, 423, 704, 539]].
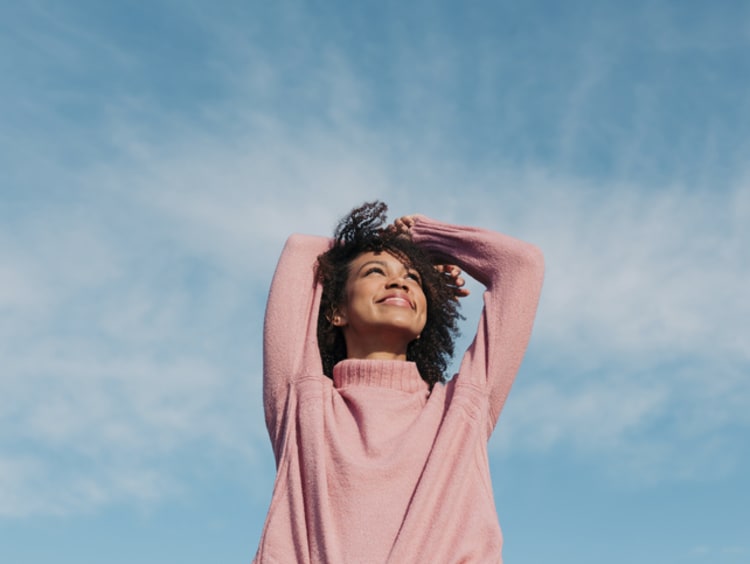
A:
[[333, 359, 428, 394]]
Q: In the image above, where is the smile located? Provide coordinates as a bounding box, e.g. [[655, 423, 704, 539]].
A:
[[378, 295, 414, 308]]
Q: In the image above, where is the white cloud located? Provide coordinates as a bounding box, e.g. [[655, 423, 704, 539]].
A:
[[500, 379, 669, 452], [4, 114, 748, 516], [2, 1, 749, 518], [476, 171, 750, 483], [84, 118, 750, 489], [0, 257, 42, 311], [515, 178, 750, 365], [0, 194, 268, 517], [0, 453, 179, 517], [688, 544, 749, 560]]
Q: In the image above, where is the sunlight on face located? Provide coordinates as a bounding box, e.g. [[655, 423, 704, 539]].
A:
[[335, 251, 427, 360]]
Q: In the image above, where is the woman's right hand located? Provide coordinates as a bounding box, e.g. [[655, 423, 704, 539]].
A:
[[390, 215, 419, 238]]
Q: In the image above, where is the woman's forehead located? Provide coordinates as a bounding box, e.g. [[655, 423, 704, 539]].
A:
[[350, 250, 414, 270]]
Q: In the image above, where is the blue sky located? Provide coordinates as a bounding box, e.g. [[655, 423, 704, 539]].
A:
[[1, 1, 749, 562]]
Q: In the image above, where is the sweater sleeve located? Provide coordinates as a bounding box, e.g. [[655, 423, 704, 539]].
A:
[[263, 233, 331, 457], [410, 216, 545, 437]]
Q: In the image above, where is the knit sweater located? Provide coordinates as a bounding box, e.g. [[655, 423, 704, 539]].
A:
[[254, 216, 544, 563]]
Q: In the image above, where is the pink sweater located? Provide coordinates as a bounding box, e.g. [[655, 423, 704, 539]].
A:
[[255, 216, 544, 563]]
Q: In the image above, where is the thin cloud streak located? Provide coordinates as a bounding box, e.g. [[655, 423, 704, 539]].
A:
[[5, 114, 746, 515], [2, 0, 748, 521], [1, 192, 267, 517]]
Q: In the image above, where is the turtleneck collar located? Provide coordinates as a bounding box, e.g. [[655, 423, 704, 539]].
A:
[[332, 359, 428, 394]]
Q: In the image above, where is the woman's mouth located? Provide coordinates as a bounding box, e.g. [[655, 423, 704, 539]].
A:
[[379, 295, 413, 308]]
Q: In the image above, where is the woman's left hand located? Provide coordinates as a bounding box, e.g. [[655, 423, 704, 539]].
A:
[[436, 264, 470, 299], [391, 216, 469, 299]]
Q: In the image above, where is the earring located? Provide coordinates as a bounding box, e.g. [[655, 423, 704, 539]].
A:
[[328, 306, 344, 326], [326, 305, 337, 325]]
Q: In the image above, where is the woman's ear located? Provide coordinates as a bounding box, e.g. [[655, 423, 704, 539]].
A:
[[328, 306, 347, 327], [332, 311, 348, 327]]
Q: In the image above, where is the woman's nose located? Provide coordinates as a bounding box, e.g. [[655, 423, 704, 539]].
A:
[[386, 276, 409, 290]]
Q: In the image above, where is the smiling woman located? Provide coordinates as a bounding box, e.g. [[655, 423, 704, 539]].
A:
[[255, 201, 545, 563], [315, 203, 464, 390], [333, 250, 428, 360]]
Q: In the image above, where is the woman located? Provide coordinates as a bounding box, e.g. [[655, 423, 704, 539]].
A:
[[255, 202, 544, 563]]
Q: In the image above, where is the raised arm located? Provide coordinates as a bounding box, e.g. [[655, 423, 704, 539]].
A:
[[409, 216, 545, 437], [263, 233, 330, 455]]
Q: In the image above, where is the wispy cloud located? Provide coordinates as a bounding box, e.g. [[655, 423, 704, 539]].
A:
[[1, 194, 267, 517], [4, 96, 748, 517], [689, 544, 749, 561], [484, 171, 749, 483], [2, 0, 748, 521]]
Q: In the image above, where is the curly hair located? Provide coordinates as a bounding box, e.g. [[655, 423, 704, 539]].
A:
[[316, 201, 462, 389]]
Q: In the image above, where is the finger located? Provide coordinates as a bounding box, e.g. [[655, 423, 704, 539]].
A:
[[392, 217, 413, 235], [436, 264, 460, 275], [400, 215, 416, 228], [449, 286, 470, 300]]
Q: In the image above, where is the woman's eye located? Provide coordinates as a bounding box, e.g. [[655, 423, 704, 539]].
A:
[[407, 272, 421, 283], [364, 267, 385, 276]]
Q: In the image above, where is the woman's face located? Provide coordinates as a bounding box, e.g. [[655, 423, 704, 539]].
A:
[[334, 250, 427, 358]]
